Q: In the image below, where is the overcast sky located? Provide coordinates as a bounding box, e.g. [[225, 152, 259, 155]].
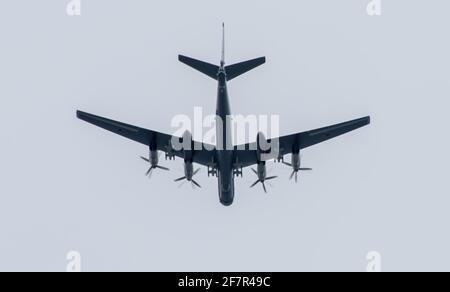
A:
[[1, 0, 450, 271]]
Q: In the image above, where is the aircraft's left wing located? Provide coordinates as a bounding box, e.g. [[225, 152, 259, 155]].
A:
[[77, 111, 215, 166], [234, 116, 370, 168]]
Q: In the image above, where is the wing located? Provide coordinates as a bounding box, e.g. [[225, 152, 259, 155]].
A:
[[234, 116, 370, 168], [77, 111, 216, 166]]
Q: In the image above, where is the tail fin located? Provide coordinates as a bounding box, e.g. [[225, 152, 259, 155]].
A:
[[221, 23, 226, 67], [178, 55, 220, 80], [179, 23, 265, 81], [225, 57, 266, 81]]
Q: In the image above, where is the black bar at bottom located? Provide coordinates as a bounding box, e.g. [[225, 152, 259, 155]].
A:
[[151, 273, 294, 290]]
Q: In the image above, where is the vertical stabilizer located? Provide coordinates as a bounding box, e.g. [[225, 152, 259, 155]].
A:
[[221, 23, 226, 68]]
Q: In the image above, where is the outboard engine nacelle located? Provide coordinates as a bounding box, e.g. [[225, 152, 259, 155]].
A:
[[283, 151, 312, 183], [140, 146, 170, 178], [149, 149, 159, 166], [291, 152, 301, 170]]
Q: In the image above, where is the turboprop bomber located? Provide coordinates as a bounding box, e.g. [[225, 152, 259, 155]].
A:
[[77, 24, 370, 206]]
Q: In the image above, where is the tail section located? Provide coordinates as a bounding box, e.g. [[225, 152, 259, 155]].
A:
[[178, 23, 265, 81], [178, 55, 220, 80], [225, 57, 266, 81]]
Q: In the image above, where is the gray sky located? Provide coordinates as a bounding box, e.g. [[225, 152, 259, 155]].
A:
[[1, 0, 450, 271]]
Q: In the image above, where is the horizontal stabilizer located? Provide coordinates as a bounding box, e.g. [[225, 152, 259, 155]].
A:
[[225, 57, 266, 81], [178, 55, 220, 80]]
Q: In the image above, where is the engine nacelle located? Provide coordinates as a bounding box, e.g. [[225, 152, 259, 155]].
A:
[[256, 132, 271, 162], [182, 130, 194, 161], [149, 149, 159, 167], [184, 160, 194, 181], [250, 157, 277, 192], [285, 151, 311, 182], [142, 147, 169, 175], [291, 152, 301, 171], [256, 161, 267, 181]]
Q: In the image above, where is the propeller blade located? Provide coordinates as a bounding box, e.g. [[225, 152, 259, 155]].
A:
[[283, 162, 292, 167], [262, 182, 267, 193], [148, 168, 154, 179], [174, 176, 186, 182], [251, 168, 258, 175], [156, 165, 170, 171], [295, 171, 298, 183], [193, 168, 201, 176], [141, 156, 150, 163], [265, 176, 278, 181], [300, 168, 312, 171], [146, 167, 153, 176], [178, 180, 188, 189], [192, 180, 202, 188], [289, 171, 296, 180], [250, 180, 260, 188]]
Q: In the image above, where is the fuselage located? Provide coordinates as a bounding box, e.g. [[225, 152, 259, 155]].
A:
[[216, 67, 235, 206]]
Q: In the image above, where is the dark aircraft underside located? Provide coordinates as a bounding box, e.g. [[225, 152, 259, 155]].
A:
[[77, 24, 370, 206]]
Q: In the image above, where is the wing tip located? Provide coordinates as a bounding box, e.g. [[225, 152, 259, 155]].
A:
[[76, 110, 86, 120]]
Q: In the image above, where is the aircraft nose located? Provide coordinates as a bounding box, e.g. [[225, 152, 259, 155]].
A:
[[220, 197, 234, 207], [220, 189, 234, 206]]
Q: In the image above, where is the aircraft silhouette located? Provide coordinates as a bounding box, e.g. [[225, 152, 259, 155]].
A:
[[77, 24, 370, 206]]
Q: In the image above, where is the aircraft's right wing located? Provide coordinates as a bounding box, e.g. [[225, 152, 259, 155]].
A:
[[234, 116, 370, 168], [77, 111, 216, 167]]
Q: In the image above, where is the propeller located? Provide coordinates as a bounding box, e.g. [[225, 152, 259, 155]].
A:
[[282, 161, 312, 183], [140, 153, 169, 179], [250, 168, 277, 193], [174, 168, 202, 189]]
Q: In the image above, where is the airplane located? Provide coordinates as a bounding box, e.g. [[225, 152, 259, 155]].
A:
[[77, 24, 370, 206]]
